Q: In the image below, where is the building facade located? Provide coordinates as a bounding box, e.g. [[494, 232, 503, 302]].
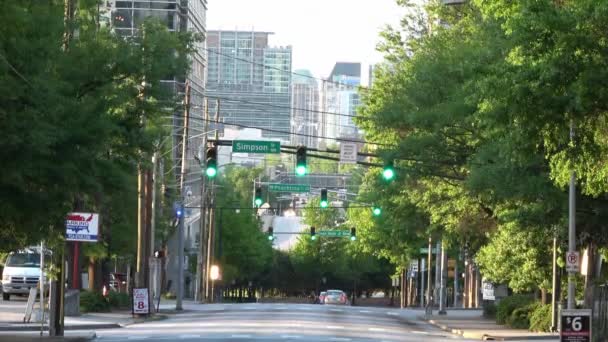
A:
[[291, 69, 319, 148], [107, 0, 208, 299], [206, 30, 292, 142], [320, 62, 362, 146]]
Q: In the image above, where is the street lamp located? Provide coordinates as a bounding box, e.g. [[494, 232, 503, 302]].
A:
[[210, 265, 220, 303]]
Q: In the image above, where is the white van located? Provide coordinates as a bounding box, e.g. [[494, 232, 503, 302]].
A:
[[1, 248, 49, 301]]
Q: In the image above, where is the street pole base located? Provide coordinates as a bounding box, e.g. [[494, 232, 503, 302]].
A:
[[438, 310, 447, 315]]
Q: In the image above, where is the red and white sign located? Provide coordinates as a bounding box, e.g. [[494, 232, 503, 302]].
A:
[[566, 252, 580, 273], [132, 288, 150, 315]]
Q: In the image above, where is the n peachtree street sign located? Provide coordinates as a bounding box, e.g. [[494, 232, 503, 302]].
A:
[[232, 140, 280, 154], [318, 230, 350, 237], [268, 183, 310, 193]]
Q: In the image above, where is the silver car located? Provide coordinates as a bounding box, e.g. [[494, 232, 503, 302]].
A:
[[324, 290, 348, 305]]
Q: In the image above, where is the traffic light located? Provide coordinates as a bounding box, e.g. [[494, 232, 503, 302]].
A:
[[320, 189, 328, 208], [382, 160, 395, 181], [350, 228, 357, 241], [310, 226, 316, 240], [267, 227, 274, 241], [254, 187, 263, 207], [372, 206, 382, 216], [295, 146, 307, 176], [205, 145, 218, 178]]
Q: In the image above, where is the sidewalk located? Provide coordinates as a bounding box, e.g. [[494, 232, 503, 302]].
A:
[[0, 309, 168, 331], [421, 308, 559, 341]]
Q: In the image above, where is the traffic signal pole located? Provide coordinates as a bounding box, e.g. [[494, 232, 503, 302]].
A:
[[196, 98, 209, 303], [567, 121, 576, 310]]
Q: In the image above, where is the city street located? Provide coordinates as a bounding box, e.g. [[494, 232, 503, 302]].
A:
[[93, 303, 466, 342]]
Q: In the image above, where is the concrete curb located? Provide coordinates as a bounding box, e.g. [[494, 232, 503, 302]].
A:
[[423, 316, 557, 341], [0, 313, 169, 332], [0, 332, 97, 341]]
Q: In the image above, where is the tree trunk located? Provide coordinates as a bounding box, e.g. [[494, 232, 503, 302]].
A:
[[541, 288, 548, 305]]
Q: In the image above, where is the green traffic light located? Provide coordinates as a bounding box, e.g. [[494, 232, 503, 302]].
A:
[[382, 167, 395, 180], [320, 200, 328, 208], [206, 167, 217, 178], [350, 235, 357, 241], [255, 198, 263, 207], [311, 235, 316, 241], [372, 207, 382, 216], [296, 165, 307, 176], [268, 235, 274, 241]]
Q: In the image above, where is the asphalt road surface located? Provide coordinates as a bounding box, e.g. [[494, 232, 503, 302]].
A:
[[93, 303, 470, 342]]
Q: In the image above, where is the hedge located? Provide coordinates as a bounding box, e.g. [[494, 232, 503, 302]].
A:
[[496, 294, 535, 325]]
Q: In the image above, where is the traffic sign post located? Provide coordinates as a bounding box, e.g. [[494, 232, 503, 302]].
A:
[[566, 252, 580, 273], [268, 183, 310, 193], [317, 230, 350, 237], [561, 309, 591, 342], [232, 140, 280, 154]]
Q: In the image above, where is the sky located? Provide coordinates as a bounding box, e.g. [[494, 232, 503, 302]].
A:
[[206, 0, 407, 82]]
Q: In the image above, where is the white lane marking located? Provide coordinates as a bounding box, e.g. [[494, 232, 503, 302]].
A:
[[412, 330, 429, 334], [330, 308, 343, 312], [231, 334, 252, 338], [281, 335, 302, 339], [369, 327, 386, 332], [244, 307, 256, 310], [329, 338, 351, 342], [179, 335, 201, 339], [300, 306, 313, 310], [359, 310, 371, 313], [326, 325, 346, 329], [127, 337, 148, 340], [386, 311, 398, 315]]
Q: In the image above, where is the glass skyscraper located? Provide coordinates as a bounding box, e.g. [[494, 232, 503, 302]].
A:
[[206, 30, 292, 142]]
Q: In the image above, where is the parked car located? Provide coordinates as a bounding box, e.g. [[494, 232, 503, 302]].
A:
[[318, 291, 327, 304], [324, 289, 348, 305], [109, 273, 127, 293], [1, 248, 50, 301]]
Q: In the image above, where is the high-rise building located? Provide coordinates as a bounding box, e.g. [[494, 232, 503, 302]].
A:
[[206, 30, 292, 142], [320, 62, 361, 146], [107, 0, 207, 299], [291, 69, 319, 148]]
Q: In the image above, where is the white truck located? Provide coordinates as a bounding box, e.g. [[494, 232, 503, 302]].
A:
[[1, 247, 49, 301]]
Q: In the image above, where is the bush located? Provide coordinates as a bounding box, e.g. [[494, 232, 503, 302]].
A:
[[483, 302, 497, 318], [496, 295, 535, 325], [80, 290, 110, 312], [163, 292, 176, 300], [107, 291, 130, 309], [529, 304, 552, 332]]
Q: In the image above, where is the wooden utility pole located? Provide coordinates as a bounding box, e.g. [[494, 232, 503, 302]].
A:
[[196, 98, 210, 302], [176, 82, 191, 310]]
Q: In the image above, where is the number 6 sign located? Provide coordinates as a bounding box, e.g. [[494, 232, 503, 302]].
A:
[[132, 288, 150, 315], [561, 309, 591, 342]]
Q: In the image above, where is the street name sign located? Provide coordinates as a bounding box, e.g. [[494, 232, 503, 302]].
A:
[[232, 140, 280, 154], [340, 142, 357, 164], [65, 212, 99, 242], [268, 183, 310, 193], [318, 230, 350, 237], [566, 251, 580, 273], [132, 288, 150, 315], [561, 309, 591, 342], [419, 247, 438, 254]]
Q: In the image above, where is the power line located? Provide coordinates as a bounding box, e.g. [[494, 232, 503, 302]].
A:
[[172, 115, 394, 147], [0, 53, 34, 88], [188, 86, 367, 121], [204, 48, 368, 92]]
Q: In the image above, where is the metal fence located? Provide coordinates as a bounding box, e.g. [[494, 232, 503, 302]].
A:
[[594, 284, 608, 341]]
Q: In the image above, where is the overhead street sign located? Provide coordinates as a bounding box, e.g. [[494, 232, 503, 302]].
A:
[[419, 247, 438, 254], [232, 140, 280, 154], [566, 251, 580, 273], [340, 142, 357, 164], [318, 230, 350, 237], [268, 183, 310, 193]]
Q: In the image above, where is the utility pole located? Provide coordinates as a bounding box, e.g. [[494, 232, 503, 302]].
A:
[[454, 251, 459, 308], [434, 240, 441, 306], [438, 241, 447, 315], [205, 99, 220, 302], [427, 237, 432, 310], [551, 234, 560, 331], [567, 120, 576, 310], [195, 98, 209, 303], [176, 82, 191, 311]]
